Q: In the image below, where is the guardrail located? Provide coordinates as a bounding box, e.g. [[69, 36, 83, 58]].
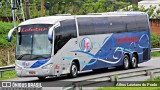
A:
[[151, 48, 160, 52], [62, 67, 160, 90], [0, 65, 15, 78]]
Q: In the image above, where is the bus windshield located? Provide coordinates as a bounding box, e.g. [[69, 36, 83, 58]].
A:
[[16, 24, 52, 60]]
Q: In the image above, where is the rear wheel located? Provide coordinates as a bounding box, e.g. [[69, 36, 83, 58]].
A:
[[122, 55, 130, 70], [130, 54, 138, 68], [69, 62, 78, 78]]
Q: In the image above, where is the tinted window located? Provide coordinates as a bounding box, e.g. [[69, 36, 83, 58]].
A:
[[135, 15, 148, 31], [78, 17, 95, 35], [122, 16, 137, 31], [108, 16, 126, 33], [76, 15, 148, 35], [93, 17, 109, 34], [61, 20, 77, 38], [54, 19, 77, 54]]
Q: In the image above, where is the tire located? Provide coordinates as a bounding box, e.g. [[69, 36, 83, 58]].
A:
[[38, 77, 46, 80], [130, 54, 138, 68], [69, 62, 78, 78], [122, 55, 130, 70]]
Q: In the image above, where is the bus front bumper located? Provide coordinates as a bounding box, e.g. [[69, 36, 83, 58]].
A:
[[16, 68, 54, 77]]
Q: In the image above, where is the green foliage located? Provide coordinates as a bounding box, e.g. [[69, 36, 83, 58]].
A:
[[98, 76, 160, 90], [0, 21, 16, 47], [152, 76, 160, 81], [151, 52, 160, 57], [150, 33, 160, 48], [0, 70, 17, 80], [31, 0, 130, 16], [0, 0, 160, 19], [123, 4, 160, 19], [97, 87, 160, 90]]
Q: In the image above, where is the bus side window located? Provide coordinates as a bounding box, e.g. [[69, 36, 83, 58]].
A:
[[78, 17, 95, 35], [135, 16, 148, 31], [122, 16, 137, 32], [54, 19, 77, 55], [93, 17, 109, 34], [54, 27, 62, 54], [108, 17, 125, 33]]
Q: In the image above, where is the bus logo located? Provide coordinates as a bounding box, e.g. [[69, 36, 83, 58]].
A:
[[80, 37, 92, 52], [22, 62, 30, 67]]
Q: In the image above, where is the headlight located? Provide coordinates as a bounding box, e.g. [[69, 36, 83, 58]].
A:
[[42, 63, 53, 69], [15, 65, 22, 70]]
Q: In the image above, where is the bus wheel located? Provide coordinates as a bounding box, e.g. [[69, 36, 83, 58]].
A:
[[69, 62, 78, 78], [38, 77, 46, 80], [123, 55, 129, 70], [130, 54, 138, 68]]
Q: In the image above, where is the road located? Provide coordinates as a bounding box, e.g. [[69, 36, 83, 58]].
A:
[[4, 57, 160, 90]]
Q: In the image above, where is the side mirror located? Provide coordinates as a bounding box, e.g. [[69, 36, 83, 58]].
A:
[[48, 22, 61, 41], [8, 27, 16, 42], [48, 26, 54, 41]]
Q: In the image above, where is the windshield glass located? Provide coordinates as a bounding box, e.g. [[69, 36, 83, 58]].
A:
[[16, 24, 52, 60]]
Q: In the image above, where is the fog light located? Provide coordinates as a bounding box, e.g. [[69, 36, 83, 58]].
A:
[[42, 63, 53, 69]]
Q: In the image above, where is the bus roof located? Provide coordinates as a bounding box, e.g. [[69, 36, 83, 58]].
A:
[[19, 12, 147, 26], [19, 16, 74, 26]]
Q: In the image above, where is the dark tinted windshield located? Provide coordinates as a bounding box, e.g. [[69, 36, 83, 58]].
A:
[[16, 24, 52, 60]]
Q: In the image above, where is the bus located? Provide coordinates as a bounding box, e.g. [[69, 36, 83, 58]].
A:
[[8, 12, 151, 80]]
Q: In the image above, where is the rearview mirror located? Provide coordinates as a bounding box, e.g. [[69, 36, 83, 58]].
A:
[[48, 22, 60, 41], [8, 27, 16, 42], [48, 26, 54, 41]]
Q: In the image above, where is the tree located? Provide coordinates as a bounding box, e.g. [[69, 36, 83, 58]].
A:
[[41, 0, 44, 16]]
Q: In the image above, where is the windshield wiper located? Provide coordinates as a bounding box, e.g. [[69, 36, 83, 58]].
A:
[[17, 54, 31, 60], [31, 55, 48, 60]]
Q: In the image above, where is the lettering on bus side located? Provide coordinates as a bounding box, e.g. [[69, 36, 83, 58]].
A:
[[20, 28, 48, 32], [116, 36, 139, 44]]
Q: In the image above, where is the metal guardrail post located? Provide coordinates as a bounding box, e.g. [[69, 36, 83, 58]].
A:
[[0, 65, 15, 78], [1, 71, 4, 78], [110, 75, 118, 86], [149, 71, 154, 80], [146, 70, 154, 80], [74, 83, 81, 90], [110, 76, 114, 82], [114, 75, 118, 86]]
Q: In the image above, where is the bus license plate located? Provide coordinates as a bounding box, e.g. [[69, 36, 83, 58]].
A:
[[29, 71, 36, 75]]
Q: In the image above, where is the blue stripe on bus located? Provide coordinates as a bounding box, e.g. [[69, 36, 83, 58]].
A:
[[30, 59, 49, 68]]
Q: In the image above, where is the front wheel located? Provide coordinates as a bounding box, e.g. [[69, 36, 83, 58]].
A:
[[69, 62, 78, 78]]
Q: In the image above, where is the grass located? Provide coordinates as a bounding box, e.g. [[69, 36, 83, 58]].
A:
[[151, 52, 160, 57], [97, 87, 160, 90], [97, 76, 160, 90], [146, 76, 160, 81], [0, 70, 17, 80], [152, 77, 160, 81]]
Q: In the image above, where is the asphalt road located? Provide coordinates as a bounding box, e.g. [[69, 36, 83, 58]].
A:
[[5, 57, 160, 90]]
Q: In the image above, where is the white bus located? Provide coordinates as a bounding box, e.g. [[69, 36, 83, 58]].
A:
[[8, 12, 150, 80]]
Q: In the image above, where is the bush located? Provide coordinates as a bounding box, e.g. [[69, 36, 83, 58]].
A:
[[150, 33, 160, 48], [0, 21, 16, 47]]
